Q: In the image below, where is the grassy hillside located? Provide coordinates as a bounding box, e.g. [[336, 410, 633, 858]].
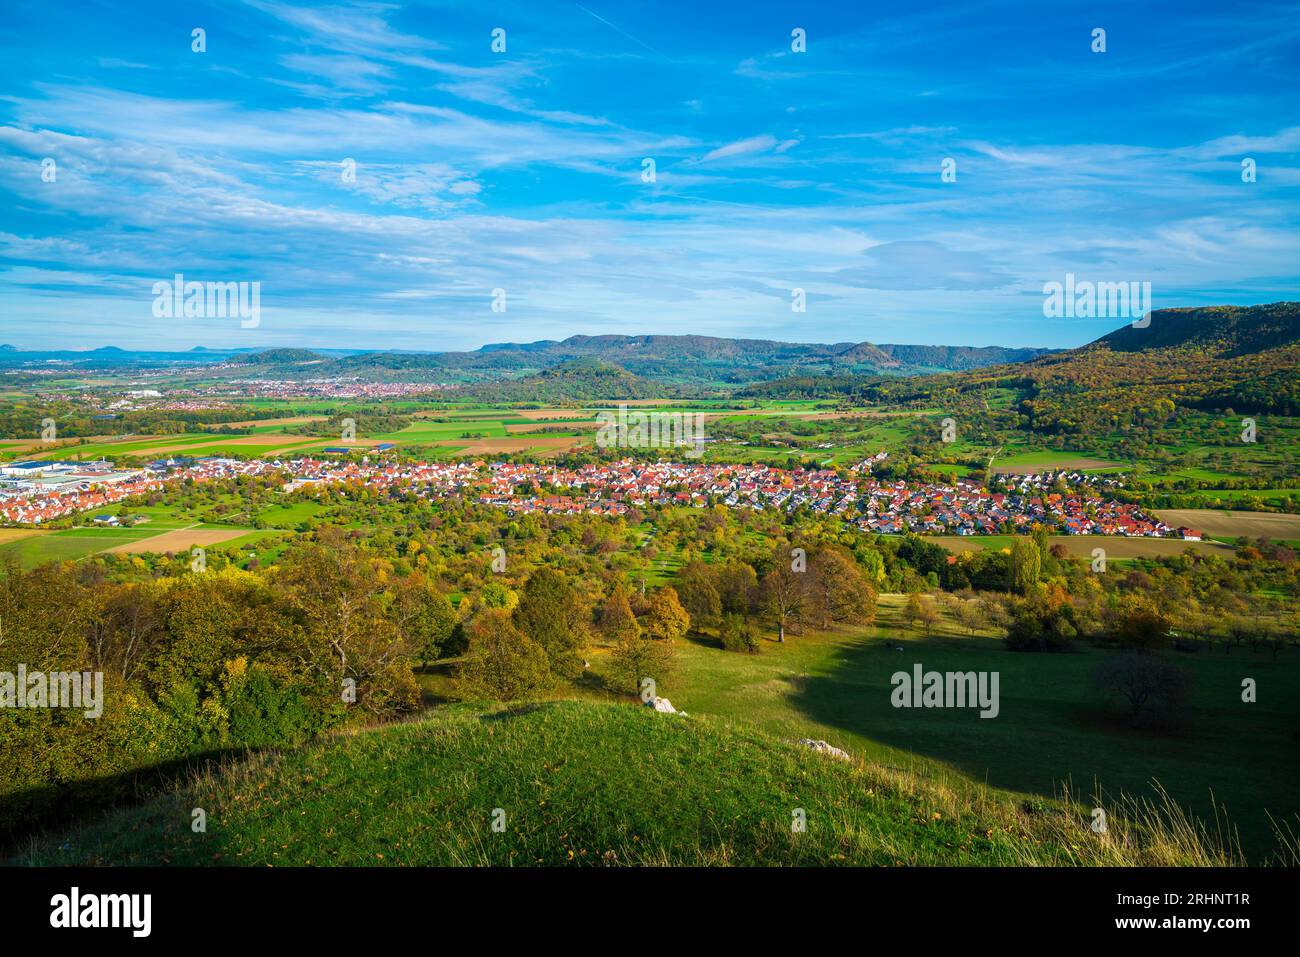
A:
[[660, 597, 1299, 861], [12, 699, 1265, 867]]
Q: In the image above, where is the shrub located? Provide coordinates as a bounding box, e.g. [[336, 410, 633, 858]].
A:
[[719, 614, 759, 653], [221, 660, 323, 748]]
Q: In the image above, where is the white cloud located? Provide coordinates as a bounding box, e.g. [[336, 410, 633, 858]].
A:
[[700, 134, 777, 163]]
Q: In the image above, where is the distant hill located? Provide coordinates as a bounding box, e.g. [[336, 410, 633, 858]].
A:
[[1032, 302, 1300, 418], [462, 357, 662, 402], [227, 348, 326, 365], [977, 302, 1299, 422], [0, 335, 1054, 384], [1094, 302, 1300, 357], [876, 343, 1052, 371], [738, 302, 1300, 417], [327, 334, 1055, 385]]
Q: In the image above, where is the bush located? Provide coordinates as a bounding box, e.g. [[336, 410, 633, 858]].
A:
[[719, 614, 759, 653], [1005, 600, 1077, 652], [222, 660, 324, 748]]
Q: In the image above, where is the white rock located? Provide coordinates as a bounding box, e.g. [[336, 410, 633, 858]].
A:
[[796, 738, 852, 762], [648, 696, 679, 714]]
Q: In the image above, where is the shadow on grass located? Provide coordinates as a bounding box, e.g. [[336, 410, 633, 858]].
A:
[[788, 631, 1186, 797], [786, 630, 1300, 859], [478, 701, 560, 723], [1, 746, 253, 860], [683, 630, 722, 650]]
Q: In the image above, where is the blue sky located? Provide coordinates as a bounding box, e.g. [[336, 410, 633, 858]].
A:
[[1, 0, 1298, 352]]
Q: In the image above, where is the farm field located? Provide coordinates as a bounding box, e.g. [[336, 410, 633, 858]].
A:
[[0, 527, 42, 545], [0, 526, 165, 565], [103, 526, 251, 554], [1155, 509, 1300, 540], [989, 450, 1123, 473]]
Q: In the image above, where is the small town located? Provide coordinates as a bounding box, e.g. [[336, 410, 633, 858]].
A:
[[0, 454, 1190, 539]]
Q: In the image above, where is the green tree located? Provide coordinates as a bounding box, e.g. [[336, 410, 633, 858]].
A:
[[608, 625, 675, 695], [675, 561, 721, 628], [513, 568, 589, 678], [1010, 538, 1042, 595], [761, 565, 806, 642], [394, 574, 456, 666], [719, 613, 759, 653]]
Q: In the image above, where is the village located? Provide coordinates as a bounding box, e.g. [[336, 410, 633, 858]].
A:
[[0, 454, 1193, 540]]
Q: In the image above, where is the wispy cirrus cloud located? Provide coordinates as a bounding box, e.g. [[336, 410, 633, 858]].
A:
[[0, 0, 1296, 350]]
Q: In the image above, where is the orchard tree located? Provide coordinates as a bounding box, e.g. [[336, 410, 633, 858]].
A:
[[675, 561, 721, 628], [459, 609, 552, 700], [643, 587, 691, 643], [806, 547, 877, 629], [597, 585, 640, 643], [761, 565, 806, 643], [513, 568, 589, 678]]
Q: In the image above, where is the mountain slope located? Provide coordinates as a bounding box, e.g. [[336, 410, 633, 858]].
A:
[[876, 343, 1054, 371], [11, 700, 1237, 867], [462, 358, 664, 402], [330, 335, 1054, 384], [1095, 302, 1300, 356], [1007, 302, 1300, 419], [739, 302, 1300, 416]]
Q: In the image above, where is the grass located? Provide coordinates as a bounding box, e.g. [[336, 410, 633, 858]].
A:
[[0, 526, 163, 565], [10, 699, 1268, 867], [652, 595, 1300, 863]]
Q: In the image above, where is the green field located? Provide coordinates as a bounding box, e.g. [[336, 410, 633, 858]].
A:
[[0, 526, 162, 565], [657, 595, 1298, 861]]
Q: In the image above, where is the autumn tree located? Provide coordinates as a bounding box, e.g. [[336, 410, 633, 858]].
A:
[[642, 587, 691, 643], [806, 547, 877, 629], [951, 597, 987, 636], [904, 591, 924, 628], [459, 609, 552, 700], [607, 596, 675, 695], [273, 532, 418, 716], [597, 585, 640, 643], [1114, 597, 1174, 652]]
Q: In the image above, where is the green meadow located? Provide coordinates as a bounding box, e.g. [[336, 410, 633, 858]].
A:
[[649, 595, 1299, 861]]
